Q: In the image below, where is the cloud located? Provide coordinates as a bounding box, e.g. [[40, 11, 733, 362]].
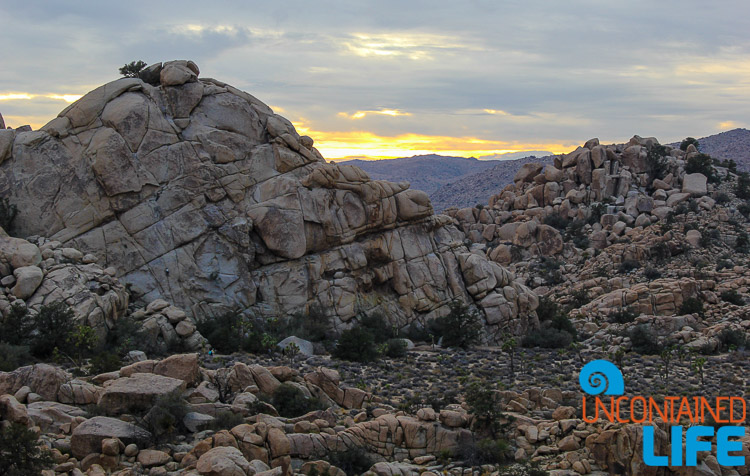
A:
[[1, 0, 749, 154]]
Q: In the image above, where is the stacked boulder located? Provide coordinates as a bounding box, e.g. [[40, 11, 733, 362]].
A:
[[447, 136, 715, 262], [0, 60, 538, 341]]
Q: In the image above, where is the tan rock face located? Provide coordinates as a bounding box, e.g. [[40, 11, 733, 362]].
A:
[[0, 60, 537, 341]]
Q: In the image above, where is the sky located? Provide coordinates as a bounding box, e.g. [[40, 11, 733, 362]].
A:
[[1, 0, 748, 160]]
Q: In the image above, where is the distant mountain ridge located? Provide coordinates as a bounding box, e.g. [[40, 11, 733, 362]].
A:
[[669, 128, 750, 171], [336, 155, 501, 194], [429, 155, 555, 211]]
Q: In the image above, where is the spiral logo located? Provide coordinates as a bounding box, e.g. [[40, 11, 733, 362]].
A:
[[579, 360, 624, 395]]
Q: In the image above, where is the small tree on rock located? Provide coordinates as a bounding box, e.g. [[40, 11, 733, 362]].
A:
[[119, 60, 147, 78]]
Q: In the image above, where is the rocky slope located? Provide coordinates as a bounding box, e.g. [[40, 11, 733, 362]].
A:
[[0, 60, 538, 342], [337, 155, 502, 195], [429, 155, 554, 211]]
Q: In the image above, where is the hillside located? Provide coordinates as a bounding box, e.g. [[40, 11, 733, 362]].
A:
[[429, 155, 554, 211], [675, 128, 750, 170], [336, 155, 501, 194]]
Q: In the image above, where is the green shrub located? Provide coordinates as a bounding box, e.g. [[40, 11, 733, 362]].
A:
[[144, 393, 190, 441], [405, 321, 430, 342], [720, 290, 744, 306], [196, 311, 278, 355], [119, 60, 147, 78], [270, 383, 325, 418], [429, 300, 482, 349], [327, 447, 374, 475], [646, 144, 669, 183], [714, 192, 731, 204], [0, 343, 32, 372], [0, 422, 54, 475], [522, 328, 574, 349], [543, 213, 568, 230], [718, 328, 746, 351], [384, 338, 408, 358], [0, 303, 33, 346], [536, 296, 559, 323], [459, 437, 511, 466], [569, 289, 590, 309], [282, 305, 332, 342], [736, 232, 750, 252], [618, 259, 640, 274], [89, 352, 123, 375], [740, 203, 750, 218], [0, 197, 18, 234], [629, 325, 659, 355], [736, 173, 750, 200], [497, 462, 550, 476], [31, 302, 76, 358], [643, 267, 662, 280], [588, 202, 608, 225], [333, 326, 378, 362], [649, 242, 671, 263], [209, 411, 245, 431], [679, 297, 704, 317], [609, 308, 638, 324], [358, 311, 393, 343], [686, 153, 718, 183], [716, 259, 733, 271], [680, 137, 699, 151]]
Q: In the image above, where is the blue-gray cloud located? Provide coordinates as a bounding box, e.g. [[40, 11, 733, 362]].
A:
[[1, 0, 748, 149]]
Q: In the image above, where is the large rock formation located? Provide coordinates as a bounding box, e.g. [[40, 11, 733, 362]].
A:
[[0, 60, 537, 340]]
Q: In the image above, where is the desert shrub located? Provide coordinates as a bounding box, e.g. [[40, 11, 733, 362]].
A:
[[384, 338, 408, 358], [209, 411, 245, 431], [0, 422, 54, 475], [588, 202, 608, 225], [282, 305, 332, 342], [718, 328, 746, 351], [327, 447, 374, 475], [522, 327, 574, 349], [646, 144, 669, 183], [31, 302, 76, 358], [569, 289, 590, 309], [0, 197, 18, 234], [714, 192, 731, 204], [680, 137, 699, 151], [688, 199, 700, 213], [736, 173, 750, 200], [405, 321, 430, 342], [464, 380, 506, 436], [686, 153, 718, 183], [679, 297, 704, 317], [536, 296, 559, 323], [333, 326, 378, 362], [429, 300, 482, 349], [721, 290, 744, 306], [103, 315, 146, 356], [609, 308, 638, 324], [739, 203, 750, 218], [736, 232, 750, 252], [543, 213, 568, 230], [144, 393, 190, 441], [0, 343, 32, 372], [618, 259, 640, 274], [197, 311, 277, 355], [119, 60, 147, 78], [497, 462, 550, 476], [358, 311, 393, 343], [629, 325, 659, 355], [459, 437, 511, 466], [716, 259, 733, 271], [88, 352, 123, 375], [643, 267, 662, 280], [0, 303, 33, 346], [565, 219, 589, 249], [715, 158, 738, 174], [271, 383, 325, 418], [649, 242, 671, 263]]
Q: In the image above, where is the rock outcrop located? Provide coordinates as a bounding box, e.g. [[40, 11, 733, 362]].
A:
[[0, 60, 537, 340]]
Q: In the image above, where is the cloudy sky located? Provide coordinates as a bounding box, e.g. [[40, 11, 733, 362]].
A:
[[1, 0, 748, 160]]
